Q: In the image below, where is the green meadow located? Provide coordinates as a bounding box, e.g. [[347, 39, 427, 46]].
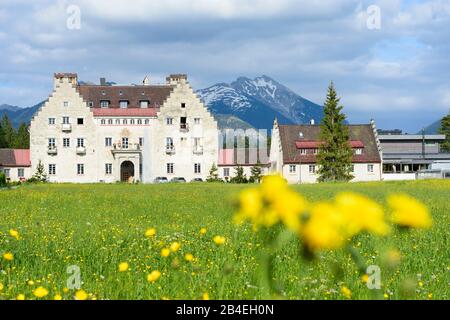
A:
[[0, 180, 448, 300]]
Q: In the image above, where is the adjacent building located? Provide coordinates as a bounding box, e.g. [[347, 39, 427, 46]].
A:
[[269, 119, 383, 183], [0, 149, 31, 182]]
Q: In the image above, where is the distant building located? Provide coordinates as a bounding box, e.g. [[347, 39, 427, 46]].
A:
[[0, 149, 31, 182], [218, 148, 270, 180], [379, 133, 450, 180], [269, 120, 382, 183]]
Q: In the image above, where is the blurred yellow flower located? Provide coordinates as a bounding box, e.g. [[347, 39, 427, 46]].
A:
[[145, 228, 156, 237], [388, 194, 432, 229], [75, 289, 88, 300], [185, 253, 194, 262], [341, 286, 352, 299], [16, 294, 25, 300], [161, 248, 170, 257], [9, 229, 20, 240], [3, 252, 14, 261], [33, 286, 49, 298], [301, 203, 346, 251], [147, 270, 161, 283], [202, 292, 210, 300], [213, 235, 226, 245], [62, 287, 69, 293], [170, 242, 181, 252], [54, 294, 62, 300], [27, 280, 35, 286], [361, 274, 369, 283], [118, 262, 129, 272], [0, 283, 3, 291], [200, 227, 207, 235]]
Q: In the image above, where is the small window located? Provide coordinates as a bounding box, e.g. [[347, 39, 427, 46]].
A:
[[166, 117, 173, 125], [137, 119, 142, 125], [300, 149, 307, 155], [77, 164, 84, 175], [105, 163, 112, 175], [145, 119, 150, 125], [123, 119, 128, 125], [100, 100, 109, 108], [194, 163, 201, 174], [105, 137, 112, 147], [77, 118, 84, 125], [48, 118, 55, 125], [63, 138, 70, 148], [77, 138, 84, 148], [309, 165, 316, 174], [351, 164, 355, 172], [181, 103, 186, 108], [115, 119, 120, 125], [63, 101, 69, 107], [88, 101, 94, 107], [48, 138, 56, 147], [130, 119, 135, 125], [18, 168, 24, 177], [108, 119, 113, 125], [167, 163, 174, 174], [368, 164, 374, 173], [101, 90, 106, 95], [194, 118, 200, 125], [166, 137, 173, 146], [289, 165, 296, 173], [62, 116, 70, 124], [49, 164, 56, 175], [120, 101, 128, 109], [122, 137, 129, 149], [140, 101, 149, 108], [139, 137, 144, 147], [4, 169, 10, 178], [101, 119, 106, 125], [355, 148, 363, 155], [119, 90, 123, 96], [223, 168, 230, 177]]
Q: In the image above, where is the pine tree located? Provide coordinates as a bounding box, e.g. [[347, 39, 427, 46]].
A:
[[249, 162, 262, 183], [32, 160, 47, 182], [438, 110, 450, 153], [0, 121, 6, 148], [206, 162, 220, 182], [230, 166, 247, 183], [0, 114, 16, 148], [14, 123, 30, 149], [317, 82, 354, 182]]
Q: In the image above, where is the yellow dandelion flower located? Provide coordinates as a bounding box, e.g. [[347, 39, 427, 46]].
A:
[[62, 287, 69, 293], [0, 283, 3, 291], [428, 293, 433, 300], [185, 253, 194, 262], [27, 280, 35, 286], [147, 270, 161, 283], [118, 262, 129, 272], [3, 252, 13, 261], [200, 227, 207, 235], [341, 286, 352, 299], [388, 194, 432, 229], [202, 292, 210, 300], [16, 294, 25, 300], [170, 242, 181, 252], [384, 293, 389, 299], [54, 294, 62, 300], [361, 274, 369, 283], [213, 235, 226, 245], [418, 281, 424, 287], [75, 289, 88, 300], [9, 229, 20, 240], [33, 286, 49, 298], [145, 228, 156, 237], [161, 248, 170, 257]]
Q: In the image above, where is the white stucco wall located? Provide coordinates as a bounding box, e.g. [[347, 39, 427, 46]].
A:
[[0, 167, 31, 182]]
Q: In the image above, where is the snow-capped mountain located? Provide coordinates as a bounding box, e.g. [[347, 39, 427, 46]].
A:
[[197, 75, 324, 129]]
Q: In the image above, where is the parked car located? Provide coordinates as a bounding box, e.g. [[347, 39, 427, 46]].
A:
[[154, 177, 168, 183], [191, 178, 204, 182], [170, 177, 186, 183]]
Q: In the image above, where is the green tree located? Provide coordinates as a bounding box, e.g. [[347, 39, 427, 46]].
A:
[[31, 160, 47, 182], [230, 166, 248, 183], [0, 121, 6, 148], [0, 171, 6, 187], [249, 162, 262, 183], [206, 162, 221, 182], [438, 110, 450, 153], [317, 82, 354, 182], [0, 114, 16, 148], [14, 123, 30, 149]]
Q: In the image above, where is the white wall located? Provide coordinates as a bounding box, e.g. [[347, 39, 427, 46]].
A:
[[382, 173, 416, 181], [1, 167, 31, 182]]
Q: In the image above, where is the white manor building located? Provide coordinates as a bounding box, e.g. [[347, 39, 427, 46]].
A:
[[29, 73, 219, 183]]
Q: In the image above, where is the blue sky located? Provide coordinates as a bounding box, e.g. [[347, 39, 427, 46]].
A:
[[0, 0, 449, 132]]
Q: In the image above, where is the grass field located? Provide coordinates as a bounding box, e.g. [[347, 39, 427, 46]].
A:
[[0, 180, 449, 300]]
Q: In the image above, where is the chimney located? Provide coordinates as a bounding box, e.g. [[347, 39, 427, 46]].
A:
[[100, 77, 106, 86], [299, 132, 304, 139], [310, 118, 315, 125], [143, 76, 150, 86]]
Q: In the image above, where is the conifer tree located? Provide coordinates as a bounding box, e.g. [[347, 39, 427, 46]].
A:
[[230, 166, 247, 183], [206, 162, 220, 182], [438, 110, 450, 153], [0, 115, 15, 148], [250, 162, 262, 183], [32, 160, 47, 182], [14, 123, 30, 149], [317, 82, 353, 182]]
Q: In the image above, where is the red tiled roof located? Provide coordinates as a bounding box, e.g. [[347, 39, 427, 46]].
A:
[[295, 140, 364, 149], [91, 108, 158, 117], [0, 149, 31, 167], [279, 125, 381, 164]]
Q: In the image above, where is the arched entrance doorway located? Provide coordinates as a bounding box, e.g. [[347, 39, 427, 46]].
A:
[[120, 161, 135, 182]]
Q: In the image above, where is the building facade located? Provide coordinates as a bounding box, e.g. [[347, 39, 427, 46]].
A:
[[269, 120, 383, 183], [0, 149, 31, 182], [29, 73, 218, 183]]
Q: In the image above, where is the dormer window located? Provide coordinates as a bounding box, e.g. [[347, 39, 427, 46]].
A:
[[119, 90, 123, 96], [100, 100, 109, 108], [355, 148, 363, 155], [119, 100, 128, 109], [300, 149, 307, 155], [88, 101, 94, 107], [101, 90, 106, 95], [140, 100, 149, 108]]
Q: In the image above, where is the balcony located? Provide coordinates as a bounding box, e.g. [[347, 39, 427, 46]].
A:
[[193, 146, 203, 155], [76, 146, 86, 155], [62, 123, 72, 132], [180, 123, 189, 132], [166, 145, 175, 155], [47, 146, 57, 155], [111, 143, 141, 155]]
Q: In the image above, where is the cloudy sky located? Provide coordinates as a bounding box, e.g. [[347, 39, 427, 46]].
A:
[[0, 0, 449, 132]]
